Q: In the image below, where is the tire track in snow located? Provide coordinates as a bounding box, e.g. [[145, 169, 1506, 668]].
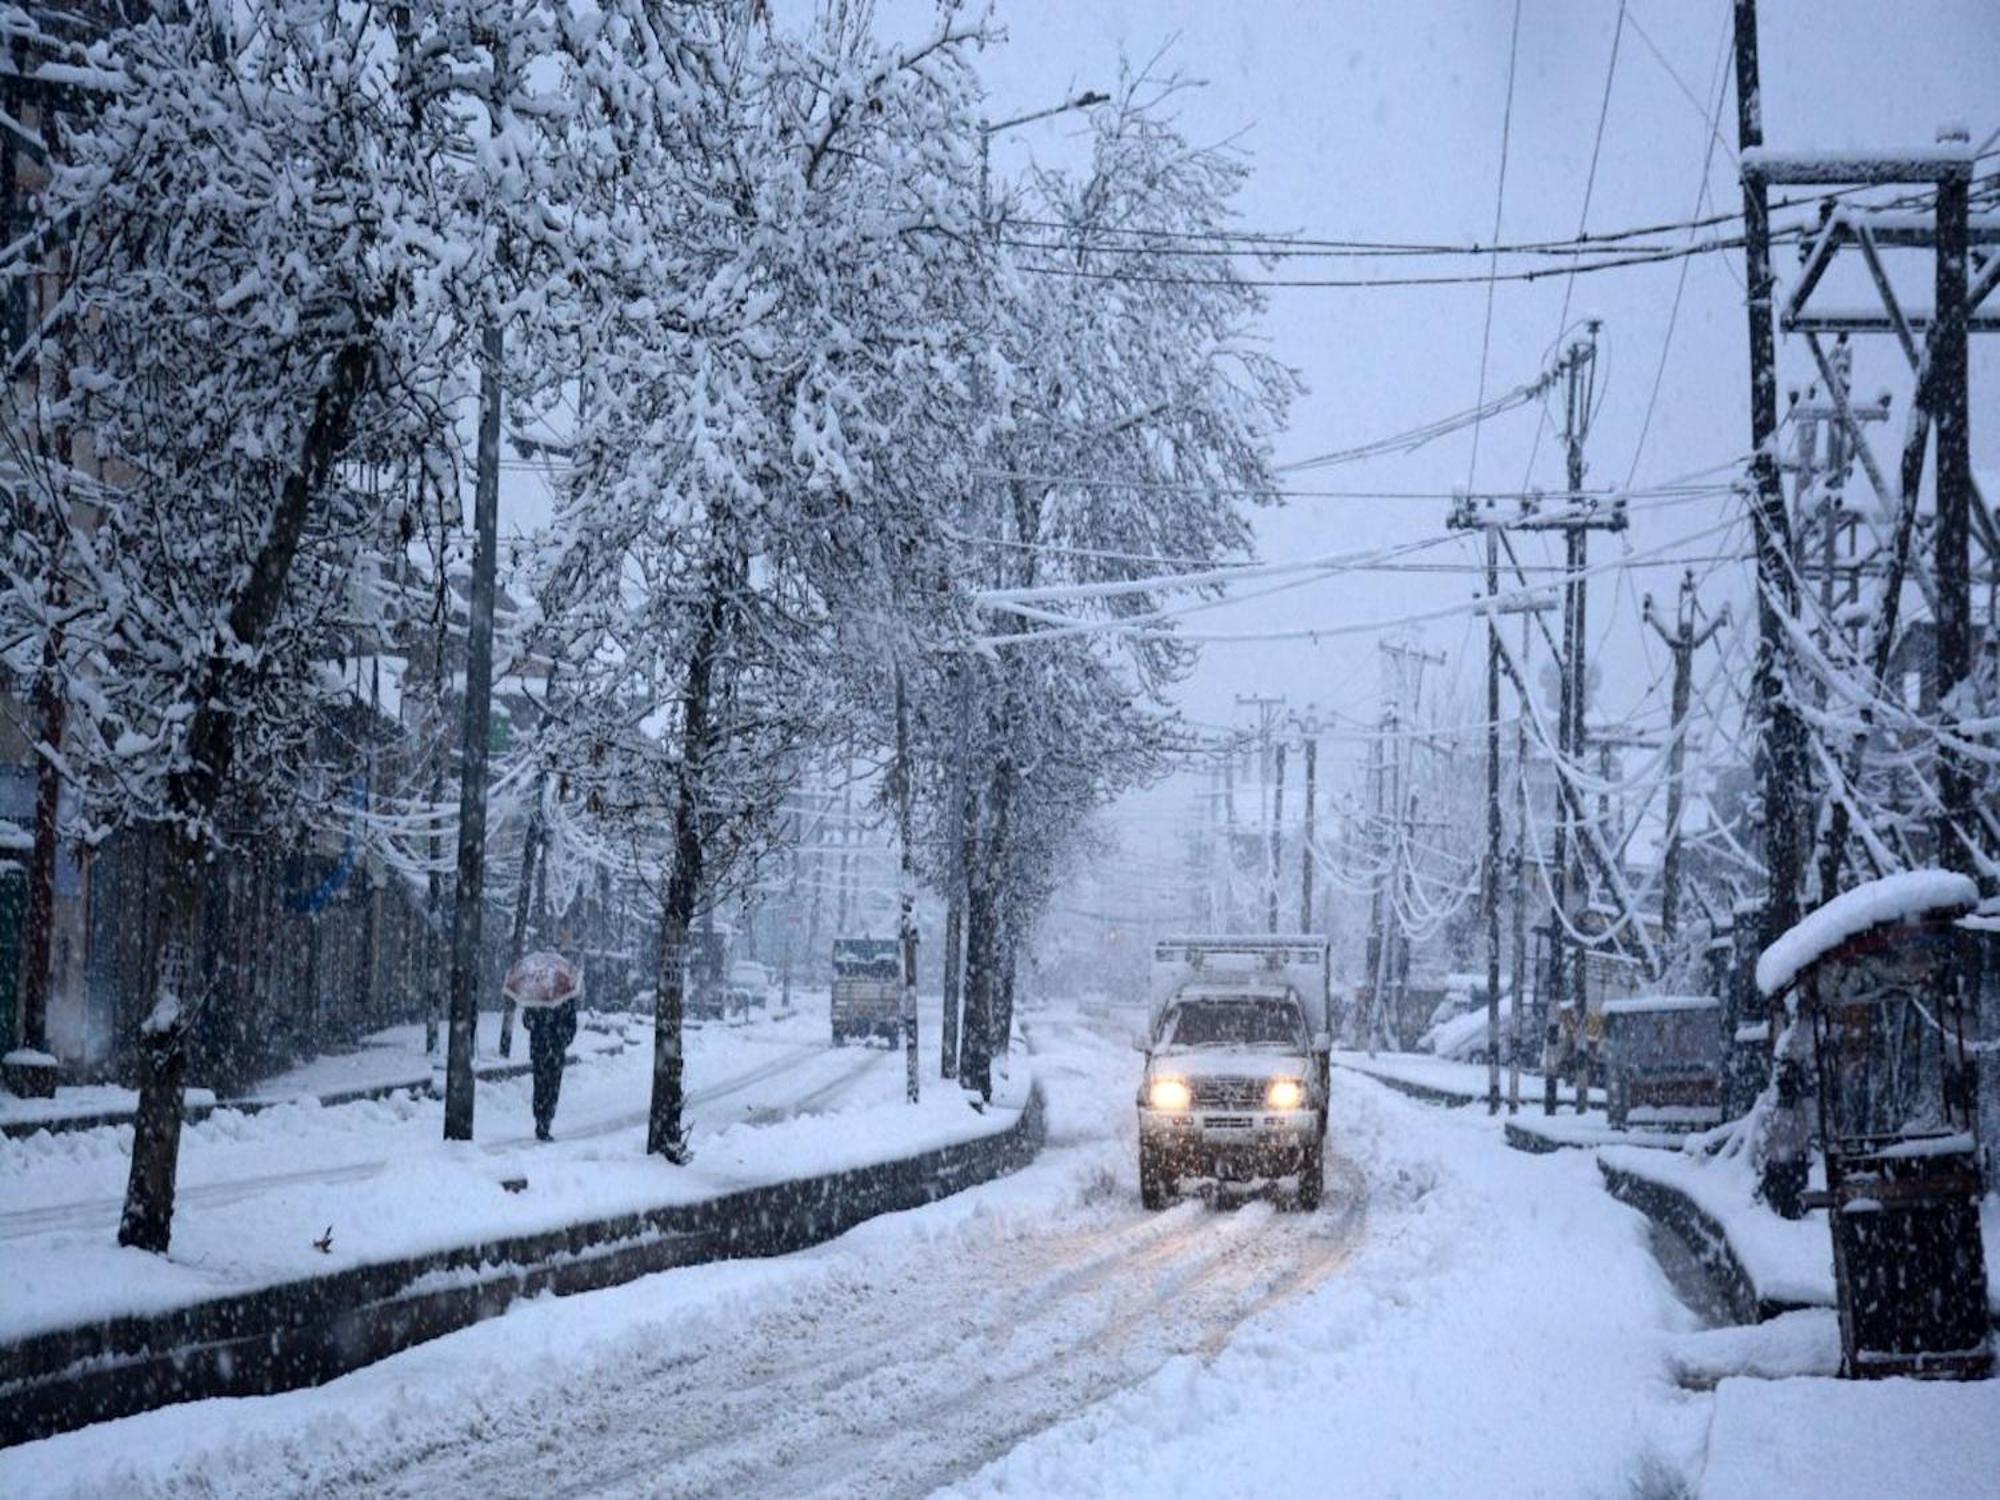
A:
[[260, 1159, 1367, 1500]]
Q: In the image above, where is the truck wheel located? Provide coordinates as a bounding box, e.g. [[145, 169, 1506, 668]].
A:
[[1294, 1139, 1323, 1212], [1139, 1144, 1174, 1210]]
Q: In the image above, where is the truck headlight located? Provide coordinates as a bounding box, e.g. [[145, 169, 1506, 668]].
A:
[[1148, 1076, 1193, 1111], [1266, 1077, 1306, 1110]]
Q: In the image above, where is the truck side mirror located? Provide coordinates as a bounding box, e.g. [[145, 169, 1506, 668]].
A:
[[1131, 1030, 1151, 1054], [1312, 1031, 1331, 1052]]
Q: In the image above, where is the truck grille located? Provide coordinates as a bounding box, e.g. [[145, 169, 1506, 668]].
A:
[[1191, 1078, 1265, 1110]]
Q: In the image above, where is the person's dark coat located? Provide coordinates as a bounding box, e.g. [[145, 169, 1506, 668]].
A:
[[522, 998, 578, 1139]]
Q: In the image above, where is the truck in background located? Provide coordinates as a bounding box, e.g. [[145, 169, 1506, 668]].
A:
[[1136, 935, 1333, 1210], [830, 937, 902, 1045]]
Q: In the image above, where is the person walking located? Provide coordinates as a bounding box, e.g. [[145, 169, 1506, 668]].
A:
[[522, 993, 578, 1141], [505, 949, 585, 1143]]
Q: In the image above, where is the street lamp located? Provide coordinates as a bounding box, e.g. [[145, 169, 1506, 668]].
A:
[[979, 89, 1108, 224], [951, 88, 1106, 1100]]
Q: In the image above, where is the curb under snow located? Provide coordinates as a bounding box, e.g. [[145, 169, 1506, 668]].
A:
[[0, 1081, 1045, 1448]]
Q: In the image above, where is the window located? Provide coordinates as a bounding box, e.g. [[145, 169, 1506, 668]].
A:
[[1163, 997, 1305, 1050]]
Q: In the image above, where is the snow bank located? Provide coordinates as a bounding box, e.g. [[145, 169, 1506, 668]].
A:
[[1701, 1375, 2000, 1500], [1601, 1144, 1837, 1310], [1336, 1048, 1605, 1107], [1755, 870, 1978, 998]]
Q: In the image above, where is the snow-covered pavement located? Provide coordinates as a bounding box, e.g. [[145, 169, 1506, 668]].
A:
[[6, 1000, 1996, 1499], [0, 994, 1001, 1341]]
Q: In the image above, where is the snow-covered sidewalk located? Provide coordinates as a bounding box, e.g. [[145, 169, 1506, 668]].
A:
[[0, 991, 1019, 1344], [1334, 1046, 1607, 1109], [0, 1009, 615, 1139], [1602, 1140, 2000, 1321]]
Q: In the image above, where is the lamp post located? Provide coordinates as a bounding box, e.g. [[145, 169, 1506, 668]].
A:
[[954, 88, 1105, 1097]]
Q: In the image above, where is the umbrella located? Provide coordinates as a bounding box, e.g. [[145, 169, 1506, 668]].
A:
[[503, 951, 584, 1009]]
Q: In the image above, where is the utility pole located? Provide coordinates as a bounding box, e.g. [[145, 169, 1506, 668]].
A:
[[1931, 138, 1973, 879], [1510, 608, 1532, 1114], [1365, 644, 1442, 1052], [1449, 496, 1557, 1113], [442, 318, 503, 1142], [1270, 740, 1287, 933], [1486, 524, 1501, 1113], [1293, 710, 1321, 933], [1645, 572, 1727, 943], [1744, 123, 1992, 1208], [1506, 325, 1626, 1113], [1561, 323, 1598, 1113], [833, 751, 855, 935], [1235, 693, 1285, 934], [1364, 711, 1390, 1058], [1733, 0, 1807, 958]]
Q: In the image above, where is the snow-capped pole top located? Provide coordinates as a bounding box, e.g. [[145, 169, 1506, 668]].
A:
[[1755, 870, 1980, 1000], [502, 951, 584, 1010]]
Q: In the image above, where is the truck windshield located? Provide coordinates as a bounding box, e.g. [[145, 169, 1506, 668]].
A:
[[1162, 998, 1305, 1051]]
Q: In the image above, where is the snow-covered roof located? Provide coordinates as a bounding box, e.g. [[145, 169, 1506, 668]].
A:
[[1755, 870, 1980, 998]]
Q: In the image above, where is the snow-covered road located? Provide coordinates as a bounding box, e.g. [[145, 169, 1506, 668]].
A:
[[10, 999, 1998, 1499], [361, 1169, 1365, 1499]]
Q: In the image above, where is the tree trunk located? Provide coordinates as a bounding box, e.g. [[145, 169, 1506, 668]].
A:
[[118, 858, 200, 1252], [117, 339, 372, 1253], [995, 890, 1018, 1060], [939, 894, 963, 1079], [960, 865, 994, 1101], [20, 625, 63, 1064], [500, 783, 545, 1060], [892, 666, 919, 1104], [443, 320, 504, 1140], [961, 752, 1013, 1102], [646, 567, 726, 1161]]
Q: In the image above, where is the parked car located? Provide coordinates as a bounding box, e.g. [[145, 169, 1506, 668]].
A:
[[725, 960, 773, 1017], [1419, 987, 1514, 1064]]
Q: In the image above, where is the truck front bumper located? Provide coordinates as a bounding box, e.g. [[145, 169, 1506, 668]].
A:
[[1139, 1108, 1318, 1177]]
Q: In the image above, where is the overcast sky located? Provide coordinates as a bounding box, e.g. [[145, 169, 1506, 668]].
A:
[[871, 0, 1994, 918], [943, 0, 1995, 718]]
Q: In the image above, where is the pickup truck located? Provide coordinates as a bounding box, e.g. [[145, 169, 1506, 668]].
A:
[[1137, 936, 1332, 1210]]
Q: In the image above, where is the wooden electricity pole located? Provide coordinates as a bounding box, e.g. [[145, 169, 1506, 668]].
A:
[[1235, 693, 1285, 933], [1645, 571, 1726, 944], [1448, 496, 1557, 1114], [1733, 0, 1807, 956], [1299, 725, 1319, 932], [1270, 740, 1287, 933]]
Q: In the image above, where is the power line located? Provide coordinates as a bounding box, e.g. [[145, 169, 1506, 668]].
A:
[[1013, 231, 1770, 290], [1627, 8, 1735, 487], [1466, 0, 1527, 495], [1522, 1, 1626, 489], [981, 514, 1745, 648], [988, 171, 1985, 256]]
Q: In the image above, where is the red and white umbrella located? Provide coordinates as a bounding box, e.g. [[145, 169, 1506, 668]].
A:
[[503, 951, 584, 1009]]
